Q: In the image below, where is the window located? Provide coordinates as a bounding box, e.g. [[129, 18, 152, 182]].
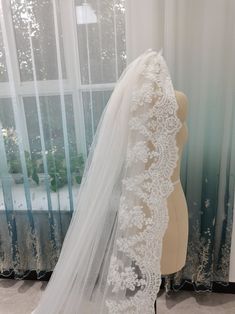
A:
[[0, 0, 126, 211]]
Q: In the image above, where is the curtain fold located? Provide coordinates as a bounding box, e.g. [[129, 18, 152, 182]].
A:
[[159, 0, 235, 290]]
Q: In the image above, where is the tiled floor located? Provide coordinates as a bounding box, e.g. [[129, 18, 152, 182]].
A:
[[0, 279, 235, 314]]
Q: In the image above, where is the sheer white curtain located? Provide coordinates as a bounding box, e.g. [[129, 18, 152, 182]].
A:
[[0, 0, 126, 277], [126, 0, 235, 287], [162, 0, 235, 286]]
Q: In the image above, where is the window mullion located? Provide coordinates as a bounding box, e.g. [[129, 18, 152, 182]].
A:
[[59, 0, 82, 90], [2, 0, 21, 94], [60, 0, 87, 157], [18, 95, 31, 153]]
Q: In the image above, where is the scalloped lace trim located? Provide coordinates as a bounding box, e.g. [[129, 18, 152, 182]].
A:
[[105, 52, 182, 313]]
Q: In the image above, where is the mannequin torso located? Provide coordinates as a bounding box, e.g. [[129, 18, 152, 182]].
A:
[[160, 90, 189, 275]]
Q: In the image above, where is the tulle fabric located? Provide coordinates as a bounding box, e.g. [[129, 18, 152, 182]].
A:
[[32, 49, 181, 314]]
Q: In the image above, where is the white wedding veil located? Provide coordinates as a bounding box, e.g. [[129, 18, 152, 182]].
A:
[[32, 49, 182, 314]]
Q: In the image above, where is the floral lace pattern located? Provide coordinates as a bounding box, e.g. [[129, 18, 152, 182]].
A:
[[105, 52, 182, 313]]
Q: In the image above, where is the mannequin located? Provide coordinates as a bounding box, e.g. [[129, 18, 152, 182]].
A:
[[154, 90, 188, 314], [160, 90, 189, 275]]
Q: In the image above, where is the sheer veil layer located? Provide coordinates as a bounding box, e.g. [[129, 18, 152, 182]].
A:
[[32, 49, 182, 314]]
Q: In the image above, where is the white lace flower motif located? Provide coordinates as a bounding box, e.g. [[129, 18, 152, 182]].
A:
[[131, 82, 155, 111], [119, 204, 146, 230], [127, 141, 149, 164], [165, 116, 181, 133], [107, 256, 146, 293]]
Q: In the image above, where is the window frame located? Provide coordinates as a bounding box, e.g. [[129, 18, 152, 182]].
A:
[[0, 0, 118, 159]]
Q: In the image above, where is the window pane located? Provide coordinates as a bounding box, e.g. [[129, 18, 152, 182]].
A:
[[75, 0, 126, 84], [0, 27, 8, 82], [23, 95, 80, 210], [82, 90, 112, 152], [0, 98, 25, 211], [0, 98, 15, 128], [0, 96, 81, 211], [0, 98, 22, 177], [23, 95, 77, 160], [10, 0, 66, 81]]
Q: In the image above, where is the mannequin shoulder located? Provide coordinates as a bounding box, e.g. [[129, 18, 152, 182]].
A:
[[174, 90, 188, 121]]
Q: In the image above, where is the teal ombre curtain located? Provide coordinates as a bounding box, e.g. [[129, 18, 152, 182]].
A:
[[0, 0, 126, 278], [159, 0, 235, 289], [126, 0, 235, 289]]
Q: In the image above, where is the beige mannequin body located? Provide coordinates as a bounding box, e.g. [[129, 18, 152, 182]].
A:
[[160, 90, 189, 275]]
